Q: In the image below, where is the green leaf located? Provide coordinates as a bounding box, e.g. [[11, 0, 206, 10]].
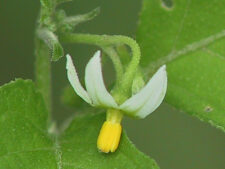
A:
[[0, 79, 55, 168], [0, 79, 159, 169], [56, 7, 100, 33], [137, 0, 225, 131]]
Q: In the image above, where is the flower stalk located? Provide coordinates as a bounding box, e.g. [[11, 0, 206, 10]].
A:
[[102, 47, 124, 85]]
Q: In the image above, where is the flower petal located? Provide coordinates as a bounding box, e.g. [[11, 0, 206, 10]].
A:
[[85, 51, 118, 108], [120, 65, 167, 118], [66, 54, 92, 104]]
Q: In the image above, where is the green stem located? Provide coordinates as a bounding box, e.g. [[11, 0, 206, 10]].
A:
[[34, 38, 52, 112], [60, 33, 141, 103], [106, 109, 123, 123], [102, 47, 123, 84], [36, 0, 58, 112], [39, 0, 56, 29]]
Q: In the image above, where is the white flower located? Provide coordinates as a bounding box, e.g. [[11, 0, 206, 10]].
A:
[[66, 50, 167, 118]]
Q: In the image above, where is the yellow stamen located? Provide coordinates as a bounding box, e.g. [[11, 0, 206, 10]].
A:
[[97, 109, 123, 153], [97, 121, 122, 153]]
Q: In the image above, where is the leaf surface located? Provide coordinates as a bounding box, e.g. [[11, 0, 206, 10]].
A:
[[0, 79, 159, 169], [137, 0, 225, 131]]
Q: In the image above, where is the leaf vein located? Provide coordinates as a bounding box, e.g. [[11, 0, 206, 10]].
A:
[[171, 0, 191, 52], [54, 138, 63, 169], [0, 147, 54, 160], [145, 29, 225, 76], [202, 48, 225, 60]]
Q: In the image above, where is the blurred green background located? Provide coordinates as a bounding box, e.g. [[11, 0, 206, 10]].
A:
[[0, 0, 224, 169]]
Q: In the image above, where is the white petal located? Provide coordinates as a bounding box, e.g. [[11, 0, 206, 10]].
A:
[[120, 65, 167, 118], [66, 54, 92, 104], [85, 51, 118, 108]]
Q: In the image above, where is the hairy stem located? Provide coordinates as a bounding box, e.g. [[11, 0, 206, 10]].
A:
[[34, 38, 52, 112], [102, 47, 123, 84]]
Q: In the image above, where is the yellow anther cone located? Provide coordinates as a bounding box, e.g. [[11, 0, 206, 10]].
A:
[[97, 121, 122, 153]]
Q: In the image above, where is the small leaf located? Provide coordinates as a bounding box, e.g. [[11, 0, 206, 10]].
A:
[[37, 28, 64, 61], [0, 79, 159, 169], [137, 0, 225, 131], [57, 7, 100, 33], [52, 42, 64, 61]]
